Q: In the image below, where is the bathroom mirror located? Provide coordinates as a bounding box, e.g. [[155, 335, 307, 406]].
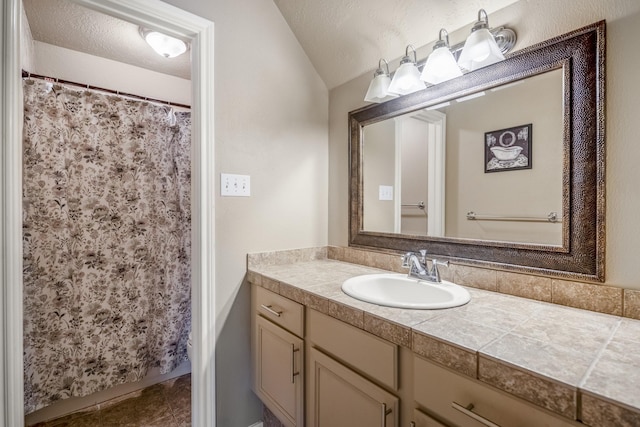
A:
[[362, 69, 564, 245], [349, 22, 605, 281]]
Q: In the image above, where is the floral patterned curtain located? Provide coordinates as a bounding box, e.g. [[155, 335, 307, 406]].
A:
[[22, 80, 191, 413]]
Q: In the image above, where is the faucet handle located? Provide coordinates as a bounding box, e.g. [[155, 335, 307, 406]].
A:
[[401, 252, 413, 268], [430, 259, 449, 282], [433, 259, 449, 268], [419, 249, 428, 263]]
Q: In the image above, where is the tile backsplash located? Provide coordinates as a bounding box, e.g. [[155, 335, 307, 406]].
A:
[[623, 289, 640, 319]]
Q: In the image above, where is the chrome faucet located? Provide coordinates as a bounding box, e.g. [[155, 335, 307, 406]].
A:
[[401, 250, 449, 283]]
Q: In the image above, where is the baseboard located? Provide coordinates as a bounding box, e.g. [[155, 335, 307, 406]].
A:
[[24, 360, 191, 426]]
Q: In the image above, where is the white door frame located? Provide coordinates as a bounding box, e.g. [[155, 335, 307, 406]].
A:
[[1, 1, 216, 425], [393, 111, 446, 236], [422, 110, 446, 238]]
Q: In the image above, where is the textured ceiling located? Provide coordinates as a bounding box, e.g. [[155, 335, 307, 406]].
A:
[[23, 0, 191, 80], [274, 0, 520, 89], [23, 0, 520, 89]]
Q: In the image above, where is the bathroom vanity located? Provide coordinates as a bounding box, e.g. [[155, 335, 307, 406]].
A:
[[247, 18, 622, 427], [248, 248, 639, 427]]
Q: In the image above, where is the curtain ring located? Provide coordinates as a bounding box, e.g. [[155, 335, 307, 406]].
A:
[[24, 71, 35, 85]]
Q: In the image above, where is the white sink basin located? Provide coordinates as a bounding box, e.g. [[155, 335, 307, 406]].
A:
[[341, 273, 470, 309]]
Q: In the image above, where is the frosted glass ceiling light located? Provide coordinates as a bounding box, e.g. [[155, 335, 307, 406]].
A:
[[140, 27, 188, 58], [364, 59, 398, 103], [388, 45, 426, 96], [457, 9, 505, 71], [420, 29, 463, 84]]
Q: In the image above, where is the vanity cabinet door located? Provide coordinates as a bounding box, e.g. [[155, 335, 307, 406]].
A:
[[254, 315, 304, 427], [308, 346, 399, 427]]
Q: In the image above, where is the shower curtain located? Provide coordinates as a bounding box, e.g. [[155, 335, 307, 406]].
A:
[[22, 79, 192, 413]]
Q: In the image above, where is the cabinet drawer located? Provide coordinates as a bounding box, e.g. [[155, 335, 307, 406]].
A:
[[254, 285, 304, 337], [308, 309, 398, 391], [413, 355, 577, 427]]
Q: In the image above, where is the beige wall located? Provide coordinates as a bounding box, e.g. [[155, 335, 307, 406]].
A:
[[328, 0, 640, 290], [20, 4, 34, 70], [444, 70, 563, 244], [30, 41, 192, 106], [163, 1, 329, 426], [363, 119, 396, 232]]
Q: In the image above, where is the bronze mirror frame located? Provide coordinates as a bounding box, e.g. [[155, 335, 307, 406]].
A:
[[349, 21, 605, 282]]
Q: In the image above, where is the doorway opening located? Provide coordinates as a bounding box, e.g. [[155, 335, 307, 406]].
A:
[[1, 1, 215, 426]]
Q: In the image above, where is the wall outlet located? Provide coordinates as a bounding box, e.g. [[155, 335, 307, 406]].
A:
[[221, 173, 251, 197], [379, 185, 393, 201]]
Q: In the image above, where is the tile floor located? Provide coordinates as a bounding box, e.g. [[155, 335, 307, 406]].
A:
[[30, 374, 191, 427], [263, 405, 283, 427]]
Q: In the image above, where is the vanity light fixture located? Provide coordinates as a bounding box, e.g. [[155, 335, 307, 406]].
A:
[[387, 45, 426, 96], [420, 29, 463, 84], [363, 8, 516, 103], [139, 27, 188, 58], [364, 59, 398, 103], [457, 9, 505, 71]]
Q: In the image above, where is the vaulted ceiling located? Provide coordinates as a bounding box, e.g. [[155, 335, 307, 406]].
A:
[[23, 0, 520, 89], [273, 0, 519, 89]]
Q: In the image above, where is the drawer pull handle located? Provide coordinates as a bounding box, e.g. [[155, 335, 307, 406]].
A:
[[452, 402, 501, 427], [291, 345, 300, 383], [380, 403, 392, 427], [260, 304, 283, 317]]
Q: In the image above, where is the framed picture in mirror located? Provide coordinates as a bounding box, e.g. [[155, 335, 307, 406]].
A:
[[484, 123, 532, 173]]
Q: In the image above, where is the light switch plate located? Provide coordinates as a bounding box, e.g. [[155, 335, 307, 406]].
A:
[[379, 185, 393, 201], [221, 173, 251, 197]]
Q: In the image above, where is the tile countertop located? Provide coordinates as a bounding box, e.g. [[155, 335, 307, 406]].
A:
[[247, 257, 640, 426]]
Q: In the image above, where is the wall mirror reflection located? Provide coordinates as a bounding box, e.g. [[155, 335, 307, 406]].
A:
[[362, 69, 564, 246], [349, 22, 604, 281]]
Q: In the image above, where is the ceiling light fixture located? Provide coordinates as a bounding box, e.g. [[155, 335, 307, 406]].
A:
[[387, 45, 426, 96], [139, 27, 188, 58], [364, 59, 398, 103], [420, 29, 463, 84], [363, 8, 516, 103]]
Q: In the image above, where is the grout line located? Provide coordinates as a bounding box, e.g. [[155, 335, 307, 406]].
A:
[[577, 318, 621, 389]]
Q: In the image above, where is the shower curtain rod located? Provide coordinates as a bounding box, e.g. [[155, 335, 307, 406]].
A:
[[21, 70, 191, 110]]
